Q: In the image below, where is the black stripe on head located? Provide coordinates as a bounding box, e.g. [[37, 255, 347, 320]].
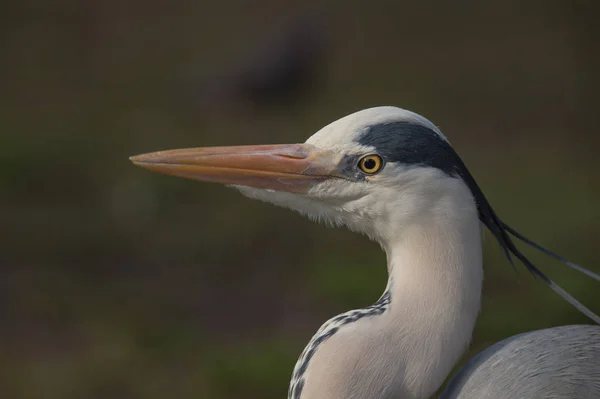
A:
[[357, 121, 600, 323], [358, 122, 460, 178]]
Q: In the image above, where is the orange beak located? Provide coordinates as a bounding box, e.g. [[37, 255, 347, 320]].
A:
[[130, 144, 343, 193]]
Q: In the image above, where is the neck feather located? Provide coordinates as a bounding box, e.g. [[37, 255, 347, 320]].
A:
[[382, 202, 483, 398]]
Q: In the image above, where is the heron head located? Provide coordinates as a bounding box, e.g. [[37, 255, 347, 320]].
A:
[[130, 106, 476, 241], [130, 106, 600, 322]]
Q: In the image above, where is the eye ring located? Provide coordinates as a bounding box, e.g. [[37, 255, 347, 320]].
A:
[[358, 154, 384, 174]]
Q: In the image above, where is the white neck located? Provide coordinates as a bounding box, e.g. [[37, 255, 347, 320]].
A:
[[381, 201, 483, 398], [291, 178, 483, 399]]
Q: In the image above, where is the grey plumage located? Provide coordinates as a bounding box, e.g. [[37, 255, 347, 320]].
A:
[[441, 325, 600, 398]]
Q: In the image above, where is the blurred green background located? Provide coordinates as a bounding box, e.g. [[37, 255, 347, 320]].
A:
[[2, 1, 599, 398]]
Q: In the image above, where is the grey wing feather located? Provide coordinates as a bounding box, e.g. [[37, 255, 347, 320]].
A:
[[440, 325, 600, 398]]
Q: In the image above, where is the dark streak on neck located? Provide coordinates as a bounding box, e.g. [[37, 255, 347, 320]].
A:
[[289, 291, 392, 399]]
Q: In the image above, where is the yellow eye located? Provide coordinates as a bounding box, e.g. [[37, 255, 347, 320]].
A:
[[358, 154, 383, 174]]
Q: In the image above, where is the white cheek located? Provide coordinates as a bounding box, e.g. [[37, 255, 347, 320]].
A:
[[233, 185, 345, 226], [307, 180, 369, 205]]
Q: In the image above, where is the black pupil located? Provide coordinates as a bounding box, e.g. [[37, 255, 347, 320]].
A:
[[364, 158, 377, 170]]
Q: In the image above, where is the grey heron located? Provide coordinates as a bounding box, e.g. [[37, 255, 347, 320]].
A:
[[130, 106, 600, 399]]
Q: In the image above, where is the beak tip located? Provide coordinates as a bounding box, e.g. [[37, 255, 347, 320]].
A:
[[129, 154, 145, 165]]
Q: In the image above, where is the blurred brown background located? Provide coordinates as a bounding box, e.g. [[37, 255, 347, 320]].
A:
[[1, 1, 599, 398]]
